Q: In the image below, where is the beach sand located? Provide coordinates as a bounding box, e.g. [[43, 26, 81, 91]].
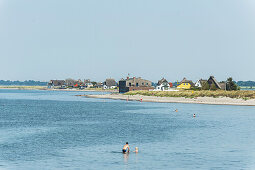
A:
[[84, 93, 255, 106]]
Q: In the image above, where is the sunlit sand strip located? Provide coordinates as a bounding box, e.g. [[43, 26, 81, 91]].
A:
[[85, 94, 255, 106]]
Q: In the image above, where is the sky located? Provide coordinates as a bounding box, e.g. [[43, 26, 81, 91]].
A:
[[0, 0, 254, 82]]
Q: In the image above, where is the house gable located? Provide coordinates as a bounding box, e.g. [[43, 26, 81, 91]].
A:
[[177, 78, 194, 89], [207, 76, 221, 89]]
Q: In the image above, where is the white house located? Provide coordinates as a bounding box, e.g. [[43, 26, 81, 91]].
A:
[[154, 78, 171, 91], [195, 79, 207, 88], [155, 84, 168, 91], [103, 78, 117, 89], [84, 79, 93, 88]]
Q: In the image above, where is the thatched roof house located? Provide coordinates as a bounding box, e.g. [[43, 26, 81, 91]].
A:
[[48, 80, 65, 87], [119, 77, 153, 93], [157, 78, 168, 86], [180, 78, 195, 86], [103, 78, 117, 89]]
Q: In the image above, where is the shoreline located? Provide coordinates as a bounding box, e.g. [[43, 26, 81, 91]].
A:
[[0, 86, 117, 92], [84, 93, 255, 106], [1, 87, 255, 106], [46, 88, 117, 92]]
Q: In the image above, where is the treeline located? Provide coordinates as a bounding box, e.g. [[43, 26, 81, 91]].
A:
[[0, 80, 47, 86], [236, 81, 255, 87]]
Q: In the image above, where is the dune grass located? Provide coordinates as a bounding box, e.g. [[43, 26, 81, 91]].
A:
[[124, 90, 255, 100]]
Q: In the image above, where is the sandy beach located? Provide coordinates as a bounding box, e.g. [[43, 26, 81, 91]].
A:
[[84, 93, 255, 106]]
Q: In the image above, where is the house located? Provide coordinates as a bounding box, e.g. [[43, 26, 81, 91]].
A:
[[94, 82, 103, 88], [177, 78, 194, 89], [219, 82, 226, 90], [64, 79, 84, 88], [84, 79, 93, 88], [77, 79, 84, 87], [65, 79, 76, 87], [48, 80, 65, 88], [103, 78, 117, 89], [119, 77, 153, 93], [195, 79, 207, 88], [155, 78, 170, 91], [207, 76, 226, 90]]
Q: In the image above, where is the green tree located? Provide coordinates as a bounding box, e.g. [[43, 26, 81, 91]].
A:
[[226, 77, 239, 91], [91, 81, 97, 87], [201, 82, 209, 90], [210, 83, 217, 90]]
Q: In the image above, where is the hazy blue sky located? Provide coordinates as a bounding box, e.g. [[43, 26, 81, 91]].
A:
[[0, 0, 254, 82]]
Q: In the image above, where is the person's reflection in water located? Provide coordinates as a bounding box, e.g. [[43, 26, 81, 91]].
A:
[[123, 152, 129, 164]]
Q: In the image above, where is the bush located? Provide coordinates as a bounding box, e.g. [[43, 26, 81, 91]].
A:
[[226, 77, 239, 91], [201, 82, 210, 90], [210, 83, 217, 91]]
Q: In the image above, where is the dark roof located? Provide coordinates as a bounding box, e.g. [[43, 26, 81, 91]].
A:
[[208, 76, 221, 89], [84, 79, 91, 84], [121, 77, 151, 82], [48, 80, 65, 86], [65, 79, 77, 86], [196, 79, 207, 86], [157, 78, 168, 85], [104, 79, 116, 87], [180, 78, 194, 86], [94, 82, 103, 87], [199, 79, 207, 83]]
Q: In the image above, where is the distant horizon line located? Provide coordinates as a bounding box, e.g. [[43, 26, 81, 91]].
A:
[[1, 79, 255, 83]]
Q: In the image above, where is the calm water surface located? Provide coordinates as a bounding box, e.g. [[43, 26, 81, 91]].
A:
[[0, 89, 255, 169]]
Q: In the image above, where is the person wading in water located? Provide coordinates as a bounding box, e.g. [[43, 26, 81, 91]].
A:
[[122, 142, 130, 153]]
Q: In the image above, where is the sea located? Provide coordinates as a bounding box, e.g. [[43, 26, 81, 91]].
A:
[[0, 89, 255, 170]]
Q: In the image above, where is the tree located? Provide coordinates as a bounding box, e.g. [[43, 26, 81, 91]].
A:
[[201, 82, 209, 90], [226, 77, 239, 91], [210, 83, 217, 90], [91, 81, 97, 87]]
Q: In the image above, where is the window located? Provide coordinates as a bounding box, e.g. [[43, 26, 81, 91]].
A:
[[136, 83, 139, 87], [129, 83, 131, 86]]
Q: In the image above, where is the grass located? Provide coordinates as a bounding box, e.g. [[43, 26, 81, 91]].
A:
[[124, 90, 255, 99], [239, 86, 255, 89]]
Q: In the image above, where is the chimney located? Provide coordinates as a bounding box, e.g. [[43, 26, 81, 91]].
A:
[[127, 77, 129, 80]]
